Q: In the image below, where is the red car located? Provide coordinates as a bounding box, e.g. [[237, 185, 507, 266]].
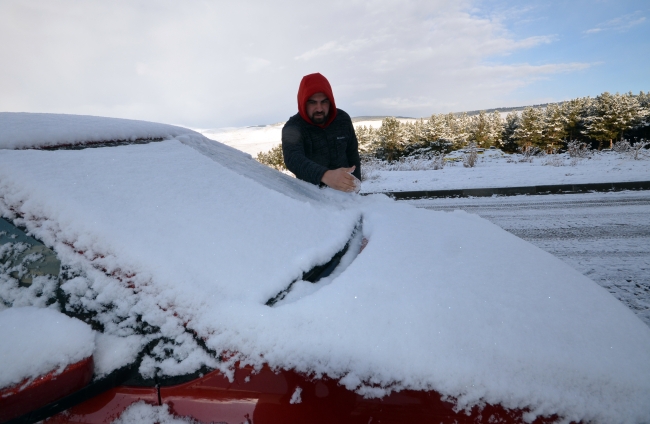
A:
[[1, 113, 649, 424]]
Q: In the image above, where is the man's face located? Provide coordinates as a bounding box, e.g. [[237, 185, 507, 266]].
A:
[[306, 92, 330, 124]]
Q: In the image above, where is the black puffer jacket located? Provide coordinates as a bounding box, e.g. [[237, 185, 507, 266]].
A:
[[282, 109, 361, 185]]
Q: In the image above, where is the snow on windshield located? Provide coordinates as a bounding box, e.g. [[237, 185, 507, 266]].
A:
[[1, 115, 649, 423], [0, 307, 95, 389], [0, 112, 196, 149]]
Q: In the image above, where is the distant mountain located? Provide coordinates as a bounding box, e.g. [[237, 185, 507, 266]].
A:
[[351, 102, 561, 122], [458, 102, 560, 117], [351, 115, 417, 122]]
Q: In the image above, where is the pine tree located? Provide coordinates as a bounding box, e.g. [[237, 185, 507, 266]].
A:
[[355, 125, 377, 155], [584, 92, 642, 149], [618, 93, 644, 141], [377, 117, 405, 161], [445, 112, 470, 150], [402, 119, 425, 155], [501, 112, 520, 153], [468, 111, 491, 148], [256, 144, 286, 171], [468, 111, 504, 148], [543, 103, 568, 151], [423, 114, 453, 152], [513, 107, 544, 149], [623, 91, 650, 140], [637, 91, 650, 117], [561, 97, 588, 142], [488, 110, 504, 147]]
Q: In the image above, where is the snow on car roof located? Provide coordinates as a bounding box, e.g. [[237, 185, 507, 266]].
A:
[[0, 112, 196, 149], [1, 114, 649, 423]]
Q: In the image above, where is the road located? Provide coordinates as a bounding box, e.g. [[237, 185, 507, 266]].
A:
[[407, 190, 650, 327]]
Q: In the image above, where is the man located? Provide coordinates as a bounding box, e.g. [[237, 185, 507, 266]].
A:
[[282, 73, 361, 192]]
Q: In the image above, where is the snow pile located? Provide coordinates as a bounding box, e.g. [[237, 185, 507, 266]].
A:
[[113, 402, 197, 424], [0, 112, 196, 149], [0, 306, 95, 389], [289, 387, 302, 404], [1, 114, 650, 422], [94, 333, 145, 377]]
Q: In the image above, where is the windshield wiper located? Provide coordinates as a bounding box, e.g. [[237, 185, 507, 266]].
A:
[[266, 220, 362, 306]]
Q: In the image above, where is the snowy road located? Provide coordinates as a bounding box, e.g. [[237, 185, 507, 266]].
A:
[[408, 190, 650, 327]]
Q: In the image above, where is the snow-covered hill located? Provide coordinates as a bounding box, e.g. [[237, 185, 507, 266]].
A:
[[196, 118, 418, 157]]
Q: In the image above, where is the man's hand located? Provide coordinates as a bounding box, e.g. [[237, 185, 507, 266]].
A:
[[321, 166, 360, 193]]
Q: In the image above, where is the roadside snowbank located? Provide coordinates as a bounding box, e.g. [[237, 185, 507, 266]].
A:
[[0, 307, 95, 389], [361, 150, 650, 193], [1, 114, 650, 422], [0, 112, 195, 149]]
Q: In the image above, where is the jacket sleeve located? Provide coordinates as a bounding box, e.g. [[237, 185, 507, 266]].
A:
[[282, 123, 329, 185], [347, 119, 361, 181]]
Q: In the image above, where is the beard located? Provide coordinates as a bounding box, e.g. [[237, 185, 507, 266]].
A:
[[309, 111, 328, 125]]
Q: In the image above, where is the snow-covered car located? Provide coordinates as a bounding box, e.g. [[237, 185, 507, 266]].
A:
[[1, 113, 650, 424]]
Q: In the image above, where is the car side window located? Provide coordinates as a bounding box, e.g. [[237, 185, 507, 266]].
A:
[[0, 218, 60, 287]]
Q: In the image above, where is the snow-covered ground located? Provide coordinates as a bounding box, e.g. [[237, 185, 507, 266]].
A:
[[362, 149, 650, 193], [2, 113, 650, 423], [197, 123, 284, 157]]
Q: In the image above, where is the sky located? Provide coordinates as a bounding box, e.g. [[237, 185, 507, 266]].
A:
[[0, 0, 648, 128]]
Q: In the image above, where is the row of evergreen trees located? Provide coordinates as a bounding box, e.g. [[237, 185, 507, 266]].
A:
[[356, 91, 650, 160]]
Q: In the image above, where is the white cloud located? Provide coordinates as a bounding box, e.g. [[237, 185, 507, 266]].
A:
[[295, 38, 374, 61], [135, 63, 149, 76], [584, 12, 646, 34], [0, 0, 593, 126], [244, 57, 272, 74], [354, 96, 434, 111], [337, 83, 387, 92]]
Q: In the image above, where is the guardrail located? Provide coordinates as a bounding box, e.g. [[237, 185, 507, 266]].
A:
[[364, 181, 650, 200]]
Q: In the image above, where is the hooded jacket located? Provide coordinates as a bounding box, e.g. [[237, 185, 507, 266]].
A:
[[282, 73, 361, 185]]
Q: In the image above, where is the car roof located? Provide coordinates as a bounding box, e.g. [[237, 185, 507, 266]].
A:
[[0, 112, 193, 150]]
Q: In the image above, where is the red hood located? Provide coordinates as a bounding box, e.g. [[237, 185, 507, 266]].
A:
[[297, 73, 337, 128]]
